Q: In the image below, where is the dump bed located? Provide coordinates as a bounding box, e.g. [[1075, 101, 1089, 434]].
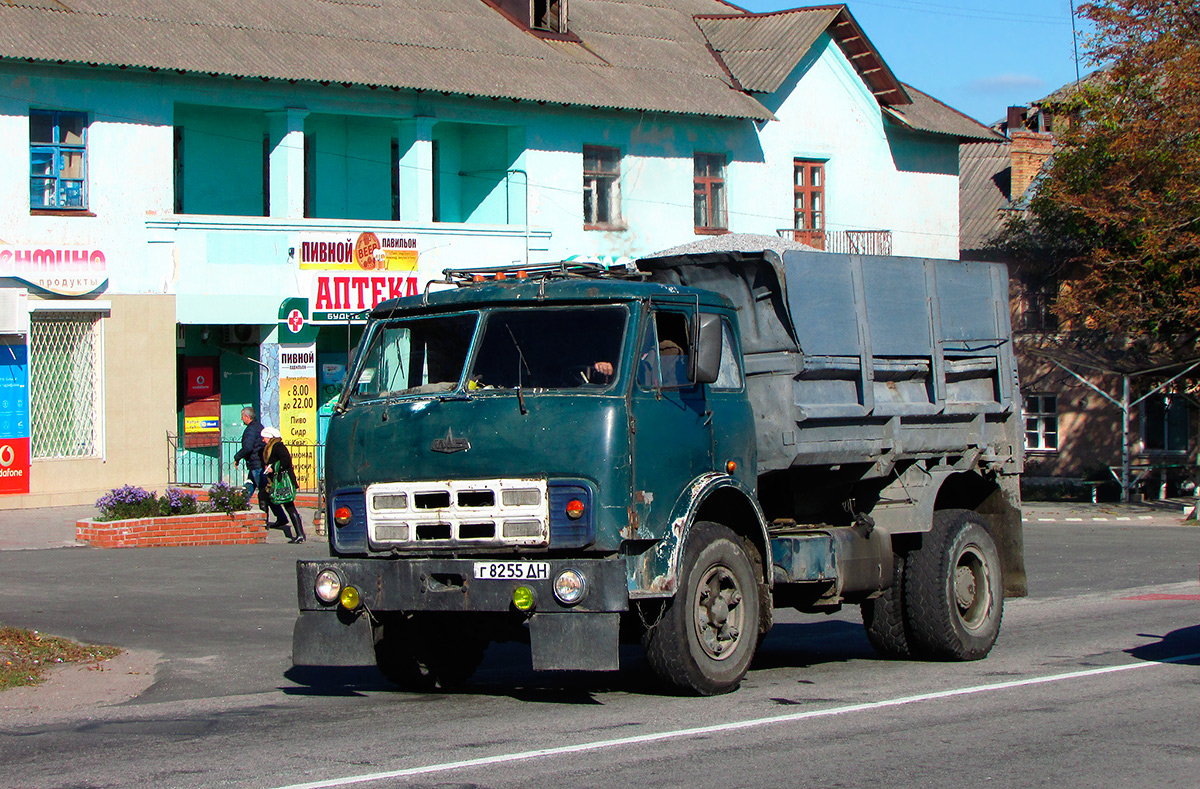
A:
[[640, 250, 1022, 476]]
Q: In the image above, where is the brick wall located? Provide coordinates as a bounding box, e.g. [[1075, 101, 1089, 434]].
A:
[[1010, 131, 1054, 200], [77, 510, 267, 548]]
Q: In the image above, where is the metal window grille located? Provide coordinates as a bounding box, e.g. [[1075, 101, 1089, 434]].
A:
[[30, 312, 101, 458]]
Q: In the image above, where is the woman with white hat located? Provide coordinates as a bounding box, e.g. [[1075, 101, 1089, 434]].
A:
[[261, 426, 307, 544]]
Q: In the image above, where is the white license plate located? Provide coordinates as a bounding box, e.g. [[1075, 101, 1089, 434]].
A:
[[473, 561, 550, 580]]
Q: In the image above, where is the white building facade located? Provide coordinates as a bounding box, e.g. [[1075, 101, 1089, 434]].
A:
[[0, 1, 997, 507]]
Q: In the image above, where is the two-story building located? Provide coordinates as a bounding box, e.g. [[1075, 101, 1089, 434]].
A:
[[0, 0, 998, 507]]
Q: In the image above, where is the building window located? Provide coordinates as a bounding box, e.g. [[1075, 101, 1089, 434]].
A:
[[583, 145, 621, 229], [30, 312, 102, 459], [1143, 394, 1188, 453], [793, 159, 825, 250], [1017, 276, 1059, 332], [694, 153, 727, 232], [531, 0, 564, 32], [1023, 394, 1058, 452], [30, 109, 88, 210]]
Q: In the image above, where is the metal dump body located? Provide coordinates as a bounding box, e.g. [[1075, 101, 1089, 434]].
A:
[[640, 249, 1021, 476]]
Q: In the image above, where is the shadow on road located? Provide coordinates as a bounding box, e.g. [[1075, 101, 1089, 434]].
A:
[[1127, 625, 1200, 666], [278, 619, 879, 702]]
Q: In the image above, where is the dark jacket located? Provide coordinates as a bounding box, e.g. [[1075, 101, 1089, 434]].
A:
[[234, 419, 265, 470], [263, 438, 299, 489]]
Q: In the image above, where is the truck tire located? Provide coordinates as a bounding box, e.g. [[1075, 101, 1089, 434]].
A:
[[374, 614, 488, 691], [642, 521, 761, 695], [861, 552, 911, 658], [905, 509, 1003, 660]]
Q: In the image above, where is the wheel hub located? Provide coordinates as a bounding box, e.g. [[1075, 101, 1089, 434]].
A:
[[694, 565, 745, 660], [953, 546, 990, 630]]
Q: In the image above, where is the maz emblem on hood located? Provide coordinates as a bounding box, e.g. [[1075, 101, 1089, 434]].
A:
[[431, 429, 471, 454]]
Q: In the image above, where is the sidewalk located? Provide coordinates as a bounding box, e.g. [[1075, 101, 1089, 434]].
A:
[[1022, 496, 1199, 525], [0, 505, 322, 551]]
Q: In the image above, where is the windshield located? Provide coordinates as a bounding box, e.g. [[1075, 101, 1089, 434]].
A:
[[348, 313, 476, 402], [469, 307, 626, 391]]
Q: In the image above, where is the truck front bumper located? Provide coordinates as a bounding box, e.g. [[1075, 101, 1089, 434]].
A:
[[296, 556, 629, 613], [293, 556, 629, 671]]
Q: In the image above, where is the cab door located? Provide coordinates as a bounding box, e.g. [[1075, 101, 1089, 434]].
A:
[[630, 307, 713, 539]]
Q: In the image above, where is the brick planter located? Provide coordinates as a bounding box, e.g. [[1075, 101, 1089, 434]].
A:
[[76, 510, 267, 548]]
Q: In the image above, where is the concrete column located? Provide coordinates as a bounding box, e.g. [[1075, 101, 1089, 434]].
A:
[[396, 117, 436, 222], [267, 109, 310, 219]]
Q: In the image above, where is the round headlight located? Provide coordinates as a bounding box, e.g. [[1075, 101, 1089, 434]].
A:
[[553, 569, 587, 605], [315, 569, 342, 604], [339, 586, 361, 610]]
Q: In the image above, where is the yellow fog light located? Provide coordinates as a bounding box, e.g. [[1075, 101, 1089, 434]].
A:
[[339, 586, 361, 610], [513, 586, 535, 611]]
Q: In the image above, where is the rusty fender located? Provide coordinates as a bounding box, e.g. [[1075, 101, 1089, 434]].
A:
[[626, 472, 770, 599]]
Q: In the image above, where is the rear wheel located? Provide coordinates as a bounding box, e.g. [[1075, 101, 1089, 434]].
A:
[[861, 552, 911, 658], [643, 521, 761, 695], [905, 509, 1003, 660]]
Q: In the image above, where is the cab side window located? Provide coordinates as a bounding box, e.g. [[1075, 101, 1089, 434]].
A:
[[713, 319, 743, 390], [637, 311, 692, 389]]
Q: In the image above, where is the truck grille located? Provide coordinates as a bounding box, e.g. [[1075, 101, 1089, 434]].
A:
[[365, 478, 549, 548]]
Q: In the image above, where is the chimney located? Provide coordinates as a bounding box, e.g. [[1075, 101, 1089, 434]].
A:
[[1009, 131, 1054, 201]]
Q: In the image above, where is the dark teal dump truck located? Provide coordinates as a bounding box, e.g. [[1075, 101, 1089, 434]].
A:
[[293, 249, 1025, 695]]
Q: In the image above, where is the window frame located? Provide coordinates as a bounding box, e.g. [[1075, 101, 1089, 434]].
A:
[[583, 145, 622, 230], [1141, 394, 1189, 454], [693, 153, 728, 234], [1023, 393, 1059, 453], [793, 158, 825, 250], [29, 109, 89, 213]]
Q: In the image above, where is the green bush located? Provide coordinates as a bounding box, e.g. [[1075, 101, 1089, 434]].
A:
[[206, 482, 249, 514], [95, 486, 203, 521]]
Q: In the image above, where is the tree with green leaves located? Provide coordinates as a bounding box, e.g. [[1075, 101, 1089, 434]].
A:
[[1003, 0, 1199, 339]]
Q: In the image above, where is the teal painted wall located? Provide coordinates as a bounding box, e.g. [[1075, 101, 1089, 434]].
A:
[[306, 113, 394, 221], [176, 104, 265, 216]]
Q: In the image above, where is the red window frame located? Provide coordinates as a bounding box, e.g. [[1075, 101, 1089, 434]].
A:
[[793, 159, 825, 249], [694, 153, 728, 233]]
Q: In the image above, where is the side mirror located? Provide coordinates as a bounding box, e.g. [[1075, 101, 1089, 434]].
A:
[[691, 313, 722, 385]]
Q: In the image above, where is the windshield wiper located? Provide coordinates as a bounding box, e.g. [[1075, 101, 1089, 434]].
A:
[[506, 325, 531, 415]]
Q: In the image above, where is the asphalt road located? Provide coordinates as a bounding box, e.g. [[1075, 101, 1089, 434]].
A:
[[1, 506, 1198, 788]]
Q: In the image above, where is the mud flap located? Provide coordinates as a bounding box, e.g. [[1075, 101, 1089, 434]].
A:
[[530, 612, 620, 671], [292, 610, 376, 667]]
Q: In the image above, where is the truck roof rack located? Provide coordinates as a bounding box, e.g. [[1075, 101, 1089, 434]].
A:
[[440, 261, 646, 287]]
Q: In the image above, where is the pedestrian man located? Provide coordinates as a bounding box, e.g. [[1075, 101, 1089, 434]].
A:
[[234, 407, 268, 512]]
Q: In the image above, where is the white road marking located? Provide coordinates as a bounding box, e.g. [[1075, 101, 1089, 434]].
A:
[[1117, 517, 1131, 521], [1066, 518, 1084, 522], [1092, 517, 1108, 521], [1037, 518, 1055, 522], [269, 652, 1200, 789]]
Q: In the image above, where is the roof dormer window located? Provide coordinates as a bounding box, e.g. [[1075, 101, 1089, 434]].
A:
[[531, 0, 564, 32], [486, 0, 571, 38]]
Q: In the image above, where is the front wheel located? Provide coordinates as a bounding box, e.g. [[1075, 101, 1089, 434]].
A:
[[642, 521, 761, 695], [905, 509, 1004, 660], [374, 613, 489, 691]]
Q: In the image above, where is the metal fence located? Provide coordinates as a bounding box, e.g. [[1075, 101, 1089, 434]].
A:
[[167, 433, 324, 494], [777, 229, 894, 256]]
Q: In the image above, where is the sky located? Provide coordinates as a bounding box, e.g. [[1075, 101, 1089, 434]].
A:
[[736, 0, 1094, 126]]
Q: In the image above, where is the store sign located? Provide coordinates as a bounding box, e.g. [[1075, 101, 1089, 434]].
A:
[[186, 362, 216, 398], [298, 232, 418, 272], [0, 245, 108, 297], [298, 232, 424, 323], [0, 343, 30, 495], [279, 343, 318, 490]]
